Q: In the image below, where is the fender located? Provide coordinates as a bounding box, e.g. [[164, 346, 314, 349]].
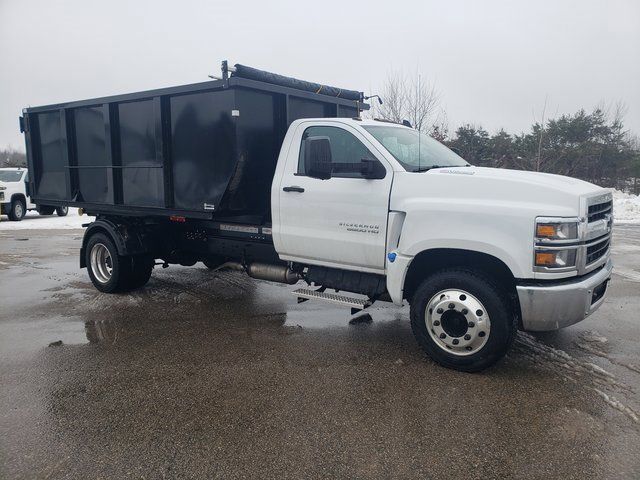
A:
[[79, 218, 149, 268], [385, 241, 520, 305], [10, 193, 26, 204], [404, 238, 523, 277], [386, 223, 527, 306]]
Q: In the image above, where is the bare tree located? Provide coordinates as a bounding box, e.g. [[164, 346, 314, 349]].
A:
[[370, 70, 444, 135], [535, 95, 548, 172]]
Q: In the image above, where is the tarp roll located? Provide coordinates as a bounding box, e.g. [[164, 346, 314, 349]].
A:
[[232, 64, 362, 101]]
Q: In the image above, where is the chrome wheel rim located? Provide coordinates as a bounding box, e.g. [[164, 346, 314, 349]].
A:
[[425, 289, 491, 356], [90, 243, 113, 284], [15, 203, 23, 218]]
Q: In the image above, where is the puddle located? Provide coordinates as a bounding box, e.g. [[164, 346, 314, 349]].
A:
[[515, 332, 640, 425], [0, 315, 89, 357]]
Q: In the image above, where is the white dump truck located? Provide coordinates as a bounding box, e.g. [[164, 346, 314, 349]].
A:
[[21, 62, 613, 371]]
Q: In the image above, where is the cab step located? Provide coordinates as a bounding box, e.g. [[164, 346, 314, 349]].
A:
[[292, 288, 371, 311]]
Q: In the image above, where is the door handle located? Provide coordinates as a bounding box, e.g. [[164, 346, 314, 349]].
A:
[[283, 186, 305, 193]]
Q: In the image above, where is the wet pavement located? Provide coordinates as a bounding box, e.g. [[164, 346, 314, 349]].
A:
[[1, 226, 639, 479]]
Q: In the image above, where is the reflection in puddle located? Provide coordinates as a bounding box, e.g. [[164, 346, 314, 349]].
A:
[[85, 319, 120, 345]]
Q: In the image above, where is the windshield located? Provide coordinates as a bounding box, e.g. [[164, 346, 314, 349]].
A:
[[0, 170, 23, 182], [362, 125, 468, 172]]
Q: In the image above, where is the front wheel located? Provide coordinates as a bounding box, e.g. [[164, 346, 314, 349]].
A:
[[56, 206, 68, 217], [410, 268, 517, 372], [8, 198, 26, 221]]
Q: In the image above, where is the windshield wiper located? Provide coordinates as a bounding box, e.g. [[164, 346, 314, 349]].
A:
[[414, 165, 445, 172], [415, 164, 472, 172]]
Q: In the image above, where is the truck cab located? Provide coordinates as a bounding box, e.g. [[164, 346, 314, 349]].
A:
[[272, 118, 613, 370], [0, 167, 68, 221]]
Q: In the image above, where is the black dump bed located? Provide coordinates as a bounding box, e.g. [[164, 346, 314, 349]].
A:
[[20, 62, 366, 221]]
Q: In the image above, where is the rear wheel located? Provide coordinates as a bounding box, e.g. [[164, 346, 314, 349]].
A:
[[86, 233, 132, 293], [127, 255, 154, 289], [38, 206, 55, 215], [86, 233, 153, 293], [56, 206, 69, 217], [410, 268, 516, 372], [8, 198, 26, 221]]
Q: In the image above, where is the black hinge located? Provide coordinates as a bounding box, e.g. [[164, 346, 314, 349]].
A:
[[19, 116, 25, 133]]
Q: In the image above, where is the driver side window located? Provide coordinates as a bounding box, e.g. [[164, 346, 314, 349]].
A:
[[297, 126, 379, 178]]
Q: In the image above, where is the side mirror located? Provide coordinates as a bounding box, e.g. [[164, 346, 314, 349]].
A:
[[304, 136, 332, 180], [360, 159, 386, 179]]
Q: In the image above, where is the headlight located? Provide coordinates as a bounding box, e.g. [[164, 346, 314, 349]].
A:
[[535, 248, 577, 269], [534, 217, 581, 272], [535, 220, 578, 241]]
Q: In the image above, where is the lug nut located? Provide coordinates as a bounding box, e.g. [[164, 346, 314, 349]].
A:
[[462, 309, 468, 315], [476, 309, 483, 316], [464, 334, 471, 340], [433, 320, 440, 326], [466, 346, 472, 351], [468, 322, 475, 328], [452, 339, 459, 345], [439, 333, 446, 339], [436, 308, 443, 314], [479, 331, 486, 337], [459, 294, 466, 301], [448, 303, 455, 309]]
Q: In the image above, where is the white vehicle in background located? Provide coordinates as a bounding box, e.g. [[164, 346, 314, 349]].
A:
[[0, 167, 68, 221]]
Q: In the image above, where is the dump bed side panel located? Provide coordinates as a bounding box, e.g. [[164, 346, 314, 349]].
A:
[[32, 111, 68, 200], [23, 73, 366, 221], [170, 90, 236, 212]]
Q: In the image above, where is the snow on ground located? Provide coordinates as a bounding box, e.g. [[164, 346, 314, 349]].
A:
[[613, 189, 640, 224], [1, 189, 638, 229], [0, 208, 95, 230]]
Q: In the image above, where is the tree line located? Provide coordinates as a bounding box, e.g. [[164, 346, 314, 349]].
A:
[[371, 72, 640, 193], [1, 147, 26, 168]]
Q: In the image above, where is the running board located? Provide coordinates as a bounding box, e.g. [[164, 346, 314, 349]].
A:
[[293, 288, 371, 311]]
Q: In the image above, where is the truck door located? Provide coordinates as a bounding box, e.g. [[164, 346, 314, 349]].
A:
[[275, 122, 392, 273]]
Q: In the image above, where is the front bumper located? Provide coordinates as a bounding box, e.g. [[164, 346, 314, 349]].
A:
[[517, 258, 613, 331]]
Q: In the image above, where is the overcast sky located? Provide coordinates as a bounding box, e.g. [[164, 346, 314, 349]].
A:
[[1, 0, 638, 150]]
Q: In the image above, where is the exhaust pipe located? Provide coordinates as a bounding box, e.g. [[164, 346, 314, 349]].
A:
[[214, 261, 300, 285]]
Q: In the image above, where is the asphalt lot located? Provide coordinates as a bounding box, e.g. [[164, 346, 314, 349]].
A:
[[1, 225, 639, 479]]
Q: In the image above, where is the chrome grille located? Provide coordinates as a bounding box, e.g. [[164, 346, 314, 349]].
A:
[[588, 200, 612, 222], [586, 238, 609, 265]]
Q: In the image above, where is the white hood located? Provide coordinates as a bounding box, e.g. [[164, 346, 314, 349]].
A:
[[391, 166, 605, 217]]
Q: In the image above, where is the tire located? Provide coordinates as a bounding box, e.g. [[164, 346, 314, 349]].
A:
[[126, 254, 154, 290], [409, 268, 517, 372], [85, 232, 133, 293], [38, 206, 55, 215], [56, 206, 69, 217], [8, 198, 26, 221]]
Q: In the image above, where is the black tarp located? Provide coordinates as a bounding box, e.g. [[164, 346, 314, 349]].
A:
[[232, 64, 362, 101]]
